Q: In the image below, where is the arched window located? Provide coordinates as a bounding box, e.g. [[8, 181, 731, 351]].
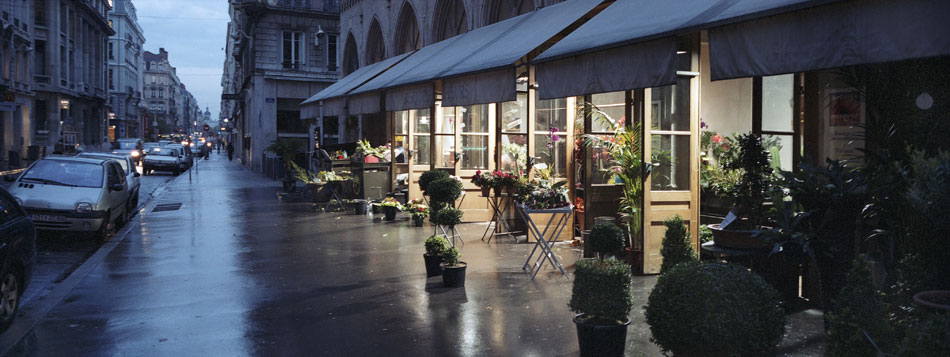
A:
[[433, 0, 468, 42], [394, 2, 421, 55], [487, 0, 533, 24], [365, 18, 386, 65], [342, 32, 359, 75]]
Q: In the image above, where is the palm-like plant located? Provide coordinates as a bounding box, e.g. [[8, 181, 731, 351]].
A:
[[265, 138, 304, 179], [580, 102, 644, 248]]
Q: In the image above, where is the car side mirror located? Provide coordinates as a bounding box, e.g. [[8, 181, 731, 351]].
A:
[[110, 183, 124, 191], [3, 175, 15, 182], [133, 172, 141, 177]]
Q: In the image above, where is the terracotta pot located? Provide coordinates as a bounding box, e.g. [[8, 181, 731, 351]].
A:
[[709, 223, 767, 250]]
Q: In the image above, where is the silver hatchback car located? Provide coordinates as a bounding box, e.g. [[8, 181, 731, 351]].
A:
[[4, 156, 132, 238]]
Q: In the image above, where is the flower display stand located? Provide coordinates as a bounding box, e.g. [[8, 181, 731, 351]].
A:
[[516, 204, 573, 280]]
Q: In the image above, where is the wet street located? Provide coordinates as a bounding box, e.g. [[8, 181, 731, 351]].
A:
[[1, 154, 821, 356]]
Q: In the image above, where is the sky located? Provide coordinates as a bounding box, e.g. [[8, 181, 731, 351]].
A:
[[134, 0, 230, 121]]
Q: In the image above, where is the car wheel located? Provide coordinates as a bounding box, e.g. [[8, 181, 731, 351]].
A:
[[0, 267, 21, 332], [93, 211, 111, 241]]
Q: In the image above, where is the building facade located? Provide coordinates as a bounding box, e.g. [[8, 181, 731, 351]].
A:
[[0, 0, 35, 169], [107, 0, 146, 139], [143, 48, 193, 139], [221, 0, 341, 172]]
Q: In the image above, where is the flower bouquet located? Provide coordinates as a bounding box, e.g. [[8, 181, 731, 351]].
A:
[[492, 170, 518, 196], [377, 197, 403, 221], [404, 199, 429, 227], [472, 170, 496, 196]]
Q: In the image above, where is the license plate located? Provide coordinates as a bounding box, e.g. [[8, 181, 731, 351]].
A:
[[32, 214, 65, 223]]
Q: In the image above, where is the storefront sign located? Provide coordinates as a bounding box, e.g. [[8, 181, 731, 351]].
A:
[[825, 89, 865, 161]]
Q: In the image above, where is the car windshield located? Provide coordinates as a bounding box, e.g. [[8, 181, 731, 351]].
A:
[[79, 155, 129, 174], [157, 148, 179, 157], [21, 160, 103, 188], [117, 141, 138, 149]]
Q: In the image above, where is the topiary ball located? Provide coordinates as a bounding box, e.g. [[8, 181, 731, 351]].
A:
[[645, 262, 785, 356], [419, 170, 450, 192], [434, 207, 463, 227], [589, 223, 625, 257], [569, 257, 633, 323], [427, 177, 462, 204]]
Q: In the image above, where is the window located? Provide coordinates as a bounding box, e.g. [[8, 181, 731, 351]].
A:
[[459, 104, 489, 169], [323, 116, 339, 145], [535, 98, 568, 177], [276, 99, 306, 133], [158, 89, 163, 98], [109, 42, 113, 59], [587, 91, 626, 184], [500, 93, 527, 171], [282, 31, 304, 69], [326, 34, 337, 71], [413, 109, 431, 165], [650, 77, 691, 190], [108, 69, 114, 89], [35, 100, 48, 131], [34, 40, 47, 75], [436, 107, 457, 168]]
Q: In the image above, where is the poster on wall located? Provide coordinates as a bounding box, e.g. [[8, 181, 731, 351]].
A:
[[825, 89, 865, 162]]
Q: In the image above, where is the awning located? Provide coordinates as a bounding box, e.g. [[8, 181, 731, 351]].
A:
[[351, 0, 609, 108], [299, 52, 412, 117], [348, 93, 380, 115], [385, 83, 435, 111], [709, 0, 950, 80], [533, 0, 837, 99]]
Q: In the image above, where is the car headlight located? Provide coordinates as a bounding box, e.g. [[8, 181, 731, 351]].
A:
[[131, 151, 140, 157], [76, 202, 93, 213]]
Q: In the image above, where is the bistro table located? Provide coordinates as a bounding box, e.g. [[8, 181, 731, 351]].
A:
[[516, 204, 573, 280], [480, 194, 519, 243]]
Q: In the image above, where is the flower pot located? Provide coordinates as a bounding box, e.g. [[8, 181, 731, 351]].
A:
[[913, 290, 950, 313], [412, 215, 425, 227], [281, 179, 296, 193], [481, 186, 492, 197], [573, 314, 630, 357], [494, 186, 504, 197], [354, 200, 369, 215], [423, 254, 443, 277], [383, 206, 398, 221], [709, 223, 767, 250], [364, 155, 380, 163], [440, 262, 467, 287], [371, 204, 381, 214], [505, 187, 515, 196]]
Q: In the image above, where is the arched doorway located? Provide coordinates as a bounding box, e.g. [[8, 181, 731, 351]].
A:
[[394, 2, 421, 55], [365, 18, 386, 65], [487, 0, 534, 24], [342, 32, 359, 75], [433, 0, 468, 42]]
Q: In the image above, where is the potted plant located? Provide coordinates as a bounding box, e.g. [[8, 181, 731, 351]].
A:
[[492, 170, 517, 196], [645, 262, 786, 356], [471, 170, 495, 197], [659, 215, 696, 274], [356, 139, 386, 163], [423, 235, 449, 277], [378, 197, 402, 221], [426, 177, 462, 223], [265, 138, 304, 193], [354, 199, 369, 215], [708, 133, 775, 249], [439, 245, 466, 287], [434, 207, 463, 238], [405, 199, 429, 227], [418, 170, 450, 195], [290, 161, 323, 202], [570, 223, 632, 356]]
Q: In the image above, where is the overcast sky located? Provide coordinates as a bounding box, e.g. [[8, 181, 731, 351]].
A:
[[134, 0, 229, 121]]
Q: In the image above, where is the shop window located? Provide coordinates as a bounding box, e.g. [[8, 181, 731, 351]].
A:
[[589, 91, 626, 184], [535, 98, 568, 177], [651, 78, 691, 190], [460, 104, 488, 169], [394, 111, 408, 163], [436, 106, 457, 168], [759, 74, 796, 171], [323, 116, 339, 145], [500, 93, 527, 171], [412, 109, 431, 165]]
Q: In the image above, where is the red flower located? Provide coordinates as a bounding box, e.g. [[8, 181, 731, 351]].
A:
[[712, 135, 722, 144], [722, 144, 731, 150]]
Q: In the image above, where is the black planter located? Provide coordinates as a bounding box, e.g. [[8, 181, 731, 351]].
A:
[[281, 179, 296, 193], [354, 200, 368, 215], [371, 203, 381, 214], [412, 215, 425, 227], [383, 206, 398, 221], [423, 254, 442, 277], [440, 262, 467, 287], [573, 314, 630, 357]]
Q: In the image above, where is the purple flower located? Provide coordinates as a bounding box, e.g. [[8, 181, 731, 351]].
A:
[[701, 121, 708, 129]]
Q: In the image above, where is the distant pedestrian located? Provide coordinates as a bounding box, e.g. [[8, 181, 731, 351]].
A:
[[216, 138, 223, 154], [227, 141, 234, 161]]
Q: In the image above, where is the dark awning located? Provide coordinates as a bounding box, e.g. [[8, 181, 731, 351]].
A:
[[300, 52, 412, 118], [351, 0, 609, 109], [709, 0, 950, 80], [532, 0, 840, 99]]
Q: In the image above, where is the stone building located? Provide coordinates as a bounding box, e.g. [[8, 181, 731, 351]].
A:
[[221, 0, 341, 173], [30, 0, 114, 154], [143, 48, 192, 139], [0, 0, 35, 168], [108, 0, 146, 139]]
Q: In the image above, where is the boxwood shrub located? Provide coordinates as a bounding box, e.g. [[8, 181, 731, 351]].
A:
[[659, 215, 696, 274], [427, 177, 462, 204], [434, 207, 463, 228], [588, 223, 625, 258], [425, 235, 449, 256], [419, 170, 450, 193], [569, 257, 633, 324], [645, 262, 785, 355]]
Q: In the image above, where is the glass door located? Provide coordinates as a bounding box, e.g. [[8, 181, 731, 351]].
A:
[[408, 109, 432, 200], [641, 44, 700, 274]]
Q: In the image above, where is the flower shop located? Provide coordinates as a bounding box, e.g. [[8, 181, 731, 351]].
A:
[[299, 0, 950, 354]]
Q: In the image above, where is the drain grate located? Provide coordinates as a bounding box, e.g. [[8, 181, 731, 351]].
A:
[[152, 203, 183, 212]]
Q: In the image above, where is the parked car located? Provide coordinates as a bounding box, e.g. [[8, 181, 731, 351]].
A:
[[166, 144, 193, 169], [76, 153, 141, 213], [157, 140, 173, 147], [3, 157, 131, 239], [143, 147, 185, 176], [0, 186, 36, 332], [112, 138, 144, 164]]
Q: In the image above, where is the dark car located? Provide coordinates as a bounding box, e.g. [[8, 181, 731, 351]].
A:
[[0, 186, 37, 332]]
